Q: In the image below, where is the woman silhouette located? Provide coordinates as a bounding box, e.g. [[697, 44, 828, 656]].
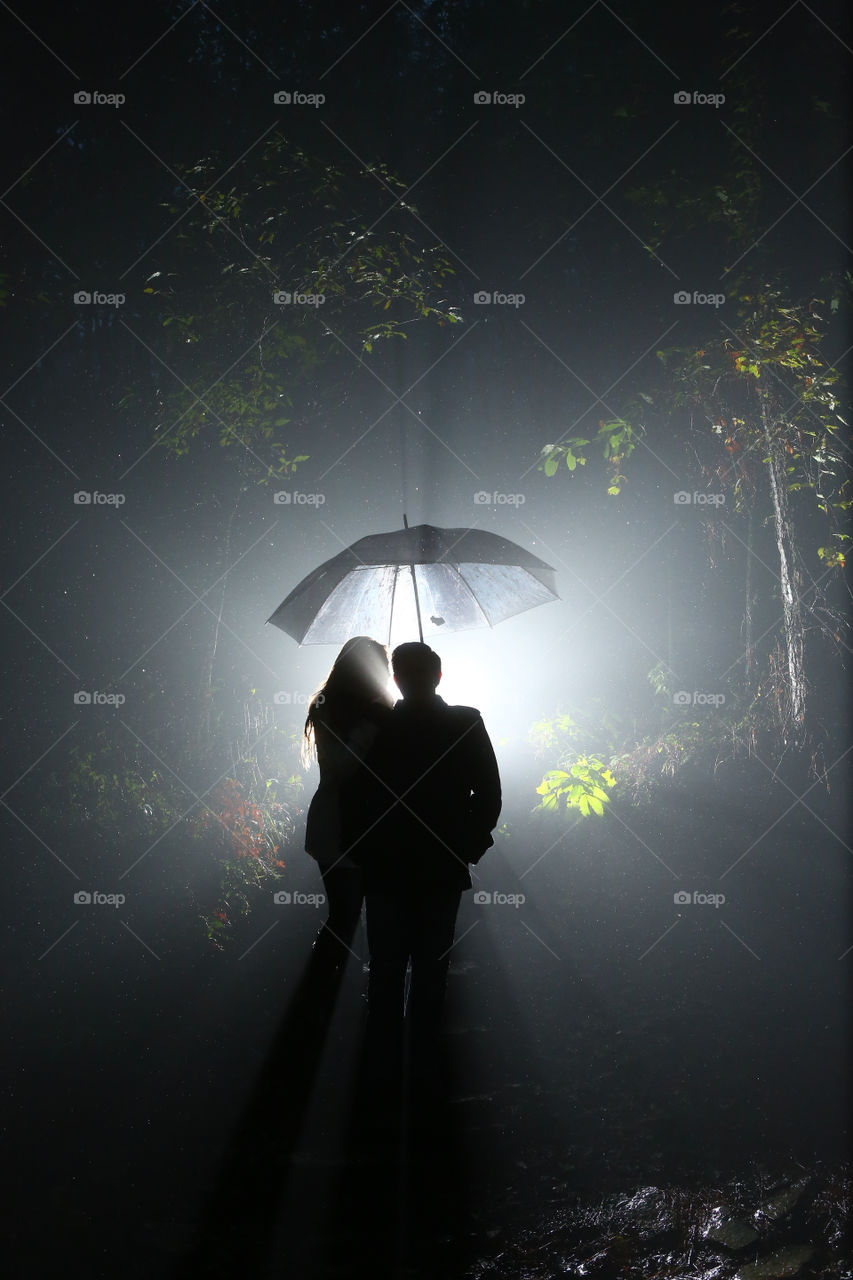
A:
[[303, 637, 394, 971]]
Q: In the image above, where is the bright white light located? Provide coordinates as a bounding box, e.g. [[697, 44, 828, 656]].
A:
[[429, 649, 492, 713]]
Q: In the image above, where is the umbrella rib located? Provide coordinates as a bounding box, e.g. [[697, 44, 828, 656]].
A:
[[388, 564, 399, 647], [351, 566, 386, 640], [452, 564, 493, 628]]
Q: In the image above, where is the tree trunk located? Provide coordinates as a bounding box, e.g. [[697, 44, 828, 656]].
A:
[[743, 505, 754, 684], [760, 397, 806, 735]]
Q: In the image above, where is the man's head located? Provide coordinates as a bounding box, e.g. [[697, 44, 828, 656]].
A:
[[392, 642, 442, 701]]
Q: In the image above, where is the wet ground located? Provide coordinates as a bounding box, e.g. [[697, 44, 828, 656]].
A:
[[3, 795, 850, 1277]]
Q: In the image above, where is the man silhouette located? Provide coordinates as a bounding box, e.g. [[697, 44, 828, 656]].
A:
[[347, 642, 501, 1064]]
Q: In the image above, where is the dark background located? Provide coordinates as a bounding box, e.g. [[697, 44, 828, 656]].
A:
[[1, 3, 851, 1277]]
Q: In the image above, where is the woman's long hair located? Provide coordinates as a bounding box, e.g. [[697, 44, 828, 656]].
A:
[[302, 636, 392, 766]]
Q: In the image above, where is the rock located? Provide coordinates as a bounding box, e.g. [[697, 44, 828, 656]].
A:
[[735, 1244, 816, 1278], [755, 1180, 809, 1223], [704, 1216, 760, 1250]]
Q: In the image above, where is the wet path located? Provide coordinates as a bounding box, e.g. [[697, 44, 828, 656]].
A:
[[3, 796, 849, 1277]]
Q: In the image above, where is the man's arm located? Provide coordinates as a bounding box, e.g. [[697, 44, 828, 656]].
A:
[[463, 714, 502, 862]]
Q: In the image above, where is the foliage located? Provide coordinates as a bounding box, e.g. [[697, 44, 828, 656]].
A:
[[527, 658, 822, 816], [539, 413, 646, 496], [653, 281, 851, 556], [38, 673, 307, 949], [530, 706, 622, 818], [536, 758, 617, 817], [130, 133, 461, 484], [530, 641, 848, 815], [188, 697, 305, 949], [192, 768, 301, 949], [38, 672, 195, 843], [196, 775, 293, 864], [535, 8, 852, 765], [59, 736, 186, 841]]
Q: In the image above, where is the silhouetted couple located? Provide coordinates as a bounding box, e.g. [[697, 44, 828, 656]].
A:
[[303, 638, 501, 1068]]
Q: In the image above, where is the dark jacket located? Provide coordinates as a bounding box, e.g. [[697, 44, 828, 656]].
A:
[[344, 694, 501, 892]]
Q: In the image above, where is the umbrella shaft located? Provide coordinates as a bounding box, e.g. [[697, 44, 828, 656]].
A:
[[409, 563, 424, 643], [403, 513, 424, 642]]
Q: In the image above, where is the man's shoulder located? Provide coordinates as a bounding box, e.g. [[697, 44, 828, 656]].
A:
[[445, 703, 483, 724], [392, 697, 482, 721], [434, 702, 486, 743]]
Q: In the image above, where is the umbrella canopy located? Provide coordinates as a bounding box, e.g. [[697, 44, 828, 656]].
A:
[[267, 522, 559, 646]]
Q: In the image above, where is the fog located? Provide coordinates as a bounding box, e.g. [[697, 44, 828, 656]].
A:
[[2, 2, 851, 1277]]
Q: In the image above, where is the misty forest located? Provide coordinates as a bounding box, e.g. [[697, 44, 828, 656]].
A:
[[2, 2, 852, 1278]]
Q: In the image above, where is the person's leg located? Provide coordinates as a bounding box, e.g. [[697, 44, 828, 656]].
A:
[[362, 888, 411, 1097], [364, 889, 410, 1027], [407, 887, 462, 1047], [313, 863, 363, 970]]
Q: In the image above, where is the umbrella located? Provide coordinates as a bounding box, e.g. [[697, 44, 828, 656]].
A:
[[267, 517, 559, 645]]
